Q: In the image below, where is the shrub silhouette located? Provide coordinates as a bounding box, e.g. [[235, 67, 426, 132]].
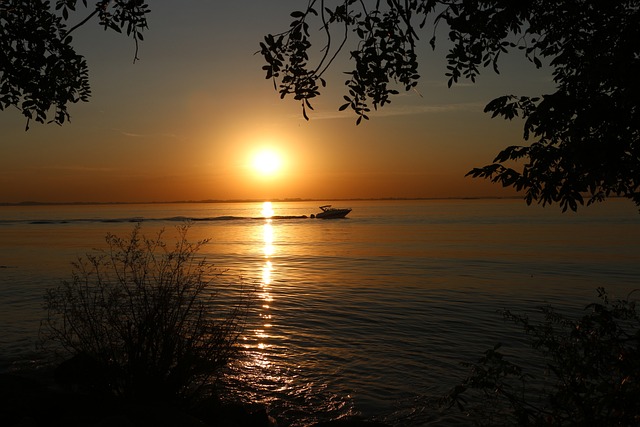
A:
[[40, 223, 248, 405], [443, 288, 640, 426]]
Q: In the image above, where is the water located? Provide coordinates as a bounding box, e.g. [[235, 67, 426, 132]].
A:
[[1, 199, 639, 425]]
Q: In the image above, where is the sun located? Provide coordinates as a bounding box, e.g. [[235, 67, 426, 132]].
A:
[[252, 149, 282, 175]]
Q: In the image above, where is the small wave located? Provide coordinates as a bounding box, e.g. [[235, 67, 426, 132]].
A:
[[28, 220, 70, 224], [163, 215, 309, 222], [99, 217, 144, 223], [188, 216, 244, 221]]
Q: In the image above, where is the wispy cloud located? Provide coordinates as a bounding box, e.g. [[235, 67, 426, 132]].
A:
[[116, 129, 182, 139], [306, 101, 485, 120]]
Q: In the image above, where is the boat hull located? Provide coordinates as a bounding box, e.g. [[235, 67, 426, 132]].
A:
[[315, 208, 351, 219]]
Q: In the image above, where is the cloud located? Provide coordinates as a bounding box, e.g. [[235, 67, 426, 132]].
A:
[[306, 101, 486, 120], [116, 130, 182, 139]]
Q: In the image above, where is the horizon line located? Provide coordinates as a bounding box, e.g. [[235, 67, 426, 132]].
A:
[[0, 196, 519, 207]]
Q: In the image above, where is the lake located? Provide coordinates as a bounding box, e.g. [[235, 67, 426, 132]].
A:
[[1, 199, 639, 425]]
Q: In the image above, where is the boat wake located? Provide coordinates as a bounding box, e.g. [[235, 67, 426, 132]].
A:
[[0, 215, 309, 226]]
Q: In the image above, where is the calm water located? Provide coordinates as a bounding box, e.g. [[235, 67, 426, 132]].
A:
[[1, 199, 639, 425]]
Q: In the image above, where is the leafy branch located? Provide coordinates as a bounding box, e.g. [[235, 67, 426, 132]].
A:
[[0, 0, 149, 129]]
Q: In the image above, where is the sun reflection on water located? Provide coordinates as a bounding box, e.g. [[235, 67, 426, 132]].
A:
[[261, 201, 274, 218], [263, 225, 274, 258], [232, 208, 280, 404], [255, 208, 275, 359], [226, 202, 355, 424]]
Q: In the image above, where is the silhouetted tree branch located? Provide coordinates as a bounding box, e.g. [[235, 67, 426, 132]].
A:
[[261, 1, 640, 211], [0, 0, 149, 129]]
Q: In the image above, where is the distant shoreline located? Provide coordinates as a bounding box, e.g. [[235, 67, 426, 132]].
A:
[[0, 196, 518, 207]]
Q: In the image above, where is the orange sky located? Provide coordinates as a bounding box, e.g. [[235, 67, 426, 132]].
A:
[[0, 1, 553, 203]]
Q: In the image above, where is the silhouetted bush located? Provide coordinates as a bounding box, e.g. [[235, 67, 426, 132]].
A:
[[443, 287, 640, 426], [40, 224, 248, 406]]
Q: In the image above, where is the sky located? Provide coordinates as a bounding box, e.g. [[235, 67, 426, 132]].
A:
[[0, 1, 554, 203]]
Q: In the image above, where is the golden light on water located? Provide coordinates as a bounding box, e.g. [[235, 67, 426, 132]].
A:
[[257, 209, 275, 355], [261, 201, 274, 218], [263, 224, 274, 257], [262, 260, 273, 285], [237, 203, 279, 382]]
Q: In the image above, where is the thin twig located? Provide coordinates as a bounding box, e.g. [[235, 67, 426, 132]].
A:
[[64, 7, 101, 38]]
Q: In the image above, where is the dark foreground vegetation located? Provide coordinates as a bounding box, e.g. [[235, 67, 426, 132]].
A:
[[39, 224, 245, 406], [441, 288, 640, 426], [0, 224, 274, 427], [2, 225, 388, 427], [2, 225, 638, 426]]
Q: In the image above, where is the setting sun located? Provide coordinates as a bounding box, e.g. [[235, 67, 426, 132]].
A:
[[252, 149, 282, 175]]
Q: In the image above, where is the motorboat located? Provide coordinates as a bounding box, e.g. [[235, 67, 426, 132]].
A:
[[313, 205, 352, 219]]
